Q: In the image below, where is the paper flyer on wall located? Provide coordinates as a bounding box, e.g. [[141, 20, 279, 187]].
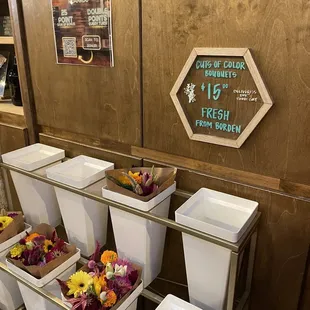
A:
[[51, 0, 114, 67]]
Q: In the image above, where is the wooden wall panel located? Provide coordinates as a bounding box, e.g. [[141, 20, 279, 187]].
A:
[[144, 160, 310, 310], [142, 0, 310, 186], [0, 124, 28, 212], [0, 124, 28, 154], [10, 0, 310, 309], [21, 0, 141, 147], [39, 133, 142, 168], [300, 251, 310, 310]]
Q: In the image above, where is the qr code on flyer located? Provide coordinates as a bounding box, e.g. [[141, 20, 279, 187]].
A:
[[62, 37, 77, 58]]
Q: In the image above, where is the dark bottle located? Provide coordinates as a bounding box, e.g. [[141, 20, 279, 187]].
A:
[[8, 56, 22, 106]]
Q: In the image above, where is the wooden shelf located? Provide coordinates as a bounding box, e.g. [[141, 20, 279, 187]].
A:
[[0, 36, 14, 44], [0, 102, 25, 127], [0, 102, 24, 116]]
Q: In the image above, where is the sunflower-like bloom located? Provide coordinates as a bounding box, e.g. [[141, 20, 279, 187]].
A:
[[67, 271, 93, 298], [43, 240, 54, 253], [100, 250, 118, 265], [93, 274, 107, 297], [10, 244, 26, 258], [25, 233, 40, 243], [0, 216, 13, 231]]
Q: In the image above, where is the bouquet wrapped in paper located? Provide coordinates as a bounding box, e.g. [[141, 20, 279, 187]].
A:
[[106, 166, 177, 202], [0, 209, 25, 244], [6, 223, 77, 279], [58, 243, 142, 310]]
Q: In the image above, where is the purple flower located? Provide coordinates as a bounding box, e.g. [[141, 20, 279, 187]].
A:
[[37, 261, 47, 267], [8, 213, 18, 218], [22, 245, 43, 266], [51, 230, 57, 243], [89, 241, 101, 263], [107, 276, 132, 299], [128, 270, 138, 285], [67, 293, 101, 310], [19, 238, 26, 245], [88, 260, 96, 270], [32, 235, 46, 246], [141, 183, 159, 196]]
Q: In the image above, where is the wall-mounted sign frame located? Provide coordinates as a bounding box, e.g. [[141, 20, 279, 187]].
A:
[[51, 0, 114, 67], [170, 48, 273, 148]]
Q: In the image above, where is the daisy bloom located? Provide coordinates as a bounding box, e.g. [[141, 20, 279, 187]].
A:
[[25, 233, 40, 243], [100, 250, 118, 265], [0, 216, 13, 230], [43, 240, 54, 253], [10, 244, 26, 258], [67, 271, 93, 298]]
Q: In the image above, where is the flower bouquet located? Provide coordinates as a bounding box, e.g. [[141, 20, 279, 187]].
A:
[[106, 166, 177, 202], [6, 223, 77, 279], [58, 244, 142, 310], [0, 209, 25, 244], [0, 209, 31, 310]]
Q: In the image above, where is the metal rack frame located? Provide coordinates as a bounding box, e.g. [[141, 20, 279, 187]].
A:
[[0, 161, 260, 310]]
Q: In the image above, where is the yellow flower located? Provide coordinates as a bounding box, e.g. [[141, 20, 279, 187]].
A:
[[128, 171, 142, 184], [93, 274, 107, 296], [10, 244, 26, 258], [118, 175, 132, 186], [43, 240, 54, 253], [25, 233, 40, 243], [100, 250, 118, 265], [0, 216, 13, 230], [67, 271, 93, 298]]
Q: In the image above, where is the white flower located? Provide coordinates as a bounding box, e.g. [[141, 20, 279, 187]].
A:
[[114, 264, 127, 277], [105, 263, 114, 279], [99, 291, 107, 302], [106, 271, 114, 279], [26, 241, 34, 250]]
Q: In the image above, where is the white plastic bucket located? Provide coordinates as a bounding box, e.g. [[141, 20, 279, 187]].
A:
[[1, 144, 65, 227], [156, 294, 202, 309], [6, 248, 80, 310], [175, 188, 258, 310], [0, 223, 32, 310], [102, 183, 176, 287], [46, 155, 114, 257]]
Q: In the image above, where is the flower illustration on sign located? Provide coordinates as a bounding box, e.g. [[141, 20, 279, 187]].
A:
[[184, 83, 196, 103]]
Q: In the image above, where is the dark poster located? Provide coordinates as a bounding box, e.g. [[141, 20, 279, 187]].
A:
[[51, 0, 114, 67]]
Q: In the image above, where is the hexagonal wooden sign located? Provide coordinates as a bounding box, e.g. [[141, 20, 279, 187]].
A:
[[170, 48, 273, 148]]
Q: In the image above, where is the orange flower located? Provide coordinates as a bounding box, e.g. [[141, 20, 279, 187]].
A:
[[25, 233, 40, 243], [100, 250, 118, 265], [129, 171, 142, 184], [104, 290, 117, 307]]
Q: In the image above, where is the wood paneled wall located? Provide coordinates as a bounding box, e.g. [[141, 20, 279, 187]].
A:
[[13, 0, 310, 309], [21, 0, 141, 147], [0, 123, 28, 211], [142, 0, 310, 185]]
